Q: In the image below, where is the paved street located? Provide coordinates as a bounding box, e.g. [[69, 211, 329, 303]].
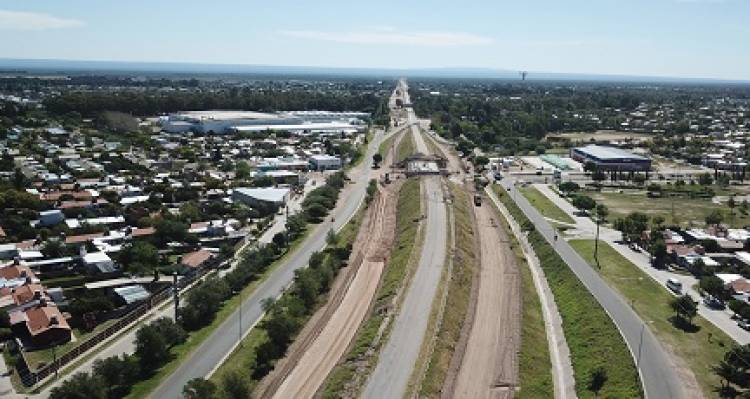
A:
[[363, 176, 447, 399], [364, 80, 449, 399], [147, 130, 384, 399], [533, 183, 750, 345], [501, 179, 686, 399]]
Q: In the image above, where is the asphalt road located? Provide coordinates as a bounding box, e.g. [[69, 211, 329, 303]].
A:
[[501, 179, 685, 399], [149, 130, 384, 399], [362, 175, 447, 399]]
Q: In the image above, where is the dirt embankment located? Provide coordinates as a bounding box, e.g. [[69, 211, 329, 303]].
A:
[[255, 182, 400, 399]]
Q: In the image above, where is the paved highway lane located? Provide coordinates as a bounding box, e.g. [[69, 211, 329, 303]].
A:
[[363, 176, 448, 399], [501, 180, 685, 399], [149, 130, 384, 399]]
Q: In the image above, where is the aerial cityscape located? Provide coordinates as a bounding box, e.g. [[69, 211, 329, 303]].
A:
[[1, 1, 750, 399]]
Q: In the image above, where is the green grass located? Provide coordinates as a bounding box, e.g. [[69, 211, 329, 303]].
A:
[[493, 185, 642, 399], [395, 132, 415, 164], [419, 183, 477, 396], [123, 227, 315, 399], [519, 186, 575, 224], [569, 239, 734, 398], [22, 319, 119, 371], [201, 203, 368, 396], [590, 191, 750, 228], [378, 133, 397, 159], [321, 178, 422, 398], [487, 198, 554, 398]]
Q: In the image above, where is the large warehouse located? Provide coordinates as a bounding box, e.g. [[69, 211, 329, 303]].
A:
[[570, 145, 651, 172], [160, 110, 369, 135]]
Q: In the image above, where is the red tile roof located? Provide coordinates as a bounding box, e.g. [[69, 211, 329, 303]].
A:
[[65, 232, 104, 245], [0, 264, 36, 280], [24, 305, 70, 336], [12, 283, 46, 305], [181, 249, 215, 269]]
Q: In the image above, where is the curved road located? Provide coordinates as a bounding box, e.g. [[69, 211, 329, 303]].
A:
[[501, 179, 685, 399], [149, 130, 384, 399]]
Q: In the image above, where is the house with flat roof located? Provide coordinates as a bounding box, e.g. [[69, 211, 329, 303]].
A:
[[232, 187, 290, 209]]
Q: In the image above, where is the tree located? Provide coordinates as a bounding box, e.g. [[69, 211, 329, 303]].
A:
[[221, 370, 251, 399], [272, 232, 287, 249], [119, 241, 159, 274], [92, 355, 138, 398], [705, 210, 724, 227], [326, 229, 338, 246], [558, 181, 580, 196], [698, 173, 713, 186], [151, 317, 187, 347], [572, 195, 596, 213], [49, 372, 106, 399], [587, 367, 608, 398], [592, 169, 606, 183], [633, 173, 646, 186], [700, 275, 727, 300], [651, 239, 668, 269], [183, 378, 217, 399], [670, 294, 698, 326], [372, 153, 383, 167], [135, 323, 169, 373], [474, 155, 490, 170]]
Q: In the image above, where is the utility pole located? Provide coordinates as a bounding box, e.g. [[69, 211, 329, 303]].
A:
[[636, 324, 645, 371], [173, 272, 179, 321]]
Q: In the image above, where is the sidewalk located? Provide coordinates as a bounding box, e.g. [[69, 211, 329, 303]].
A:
[[533, 183, 750, 345]]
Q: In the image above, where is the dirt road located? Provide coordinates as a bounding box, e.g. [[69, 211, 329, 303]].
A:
[[262, 184, 398, 399], [451, 199, 521, 399]]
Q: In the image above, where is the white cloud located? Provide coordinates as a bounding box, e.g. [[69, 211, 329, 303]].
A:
[[0, 10, 83, 31], [280, 29, 493, 47]]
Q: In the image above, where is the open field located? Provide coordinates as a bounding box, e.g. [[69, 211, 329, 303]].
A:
[[320, 178, 422, 397], [520, 186, 575, 224], [590, 191, 750, 228], [419, 183, 477, 396], [570, 239, 734, 398], [545, 130, 653, 142], [493, 186, 642, 398]]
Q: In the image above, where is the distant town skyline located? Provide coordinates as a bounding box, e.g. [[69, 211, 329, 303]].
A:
[[1, 0, 749, 80]]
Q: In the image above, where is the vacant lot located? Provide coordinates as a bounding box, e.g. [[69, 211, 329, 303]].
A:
[[590, 191, 750, 227], [520, 186, 575, 224], [570, 239, 730, 398]]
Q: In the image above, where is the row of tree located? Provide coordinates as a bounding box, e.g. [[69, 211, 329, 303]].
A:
[[49, 317, 186, 399]]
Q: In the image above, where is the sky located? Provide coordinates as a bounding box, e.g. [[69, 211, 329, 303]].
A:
[[0, 0, 749, 80]]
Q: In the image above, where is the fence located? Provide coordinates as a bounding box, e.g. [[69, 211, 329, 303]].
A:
[[16, 267, 207, 387]]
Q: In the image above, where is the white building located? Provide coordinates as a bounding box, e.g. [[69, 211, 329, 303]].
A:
[[232, 187, 290, 209], [309, 155, 342, 171]]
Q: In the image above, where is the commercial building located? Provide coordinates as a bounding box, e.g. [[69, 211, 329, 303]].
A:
[[309, 155, 342, 171], [232, 187, 290, 209], [570, 145, 651, 172], [160, 110, 369, 135]]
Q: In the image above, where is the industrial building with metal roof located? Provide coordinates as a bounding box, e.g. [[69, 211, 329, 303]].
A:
[[570, 145, 651, 171]]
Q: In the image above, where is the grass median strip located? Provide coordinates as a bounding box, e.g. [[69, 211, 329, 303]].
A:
[[418, 183, 477, 396], [493, 185, 642, 398], [519, 185, 575, 224], [569, 239, 730, 397], [396, 131, 415, 163], [321, 178, 422, 398]]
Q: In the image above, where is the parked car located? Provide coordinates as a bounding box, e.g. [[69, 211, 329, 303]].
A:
[[738, 319, 750, 331], [703, 296, 725, 310], [666, 278, 683, 293]]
